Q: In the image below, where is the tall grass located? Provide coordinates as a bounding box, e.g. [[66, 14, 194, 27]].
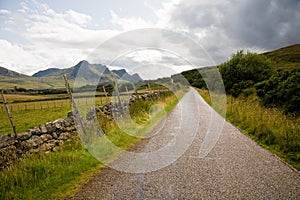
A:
[[90, 91, 183, 163], [0, 140, 102, 200], [197, 88, 300, 170]]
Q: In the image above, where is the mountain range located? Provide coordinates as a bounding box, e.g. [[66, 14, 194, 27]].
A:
[[0, 60, 142, 89]]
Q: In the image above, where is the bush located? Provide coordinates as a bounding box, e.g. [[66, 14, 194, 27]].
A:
[[219, 51, 274, 97], [256, 68, 300, 114]]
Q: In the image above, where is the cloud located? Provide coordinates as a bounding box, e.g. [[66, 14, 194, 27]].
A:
[[169, 0, 300, 62], [0, 39, 48, 74], [110, 10, 153, 30], [1, 0, 299, 78], [0, 9, 10, 15], [0, 0, 120, 75]]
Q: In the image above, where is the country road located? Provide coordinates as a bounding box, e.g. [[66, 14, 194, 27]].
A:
[[70, 88, 300, 199]]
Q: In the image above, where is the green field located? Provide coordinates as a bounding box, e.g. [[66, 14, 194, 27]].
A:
[[0, 96, 113, 135]]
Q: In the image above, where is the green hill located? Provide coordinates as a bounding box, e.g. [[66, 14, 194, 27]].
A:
[[262, 44, 300, 70]]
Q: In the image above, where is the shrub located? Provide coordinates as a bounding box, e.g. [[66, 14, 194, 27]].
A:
[[219, 51, 274, 97], [256, 68, 300, 114]]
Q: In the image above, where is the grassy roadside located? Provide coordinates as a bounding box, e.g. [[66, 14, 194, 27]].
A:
[[0, 90, 184, 199], [196, 88, 300, 171], [88, 91, 184, 164], [0, 139, 102, 200]]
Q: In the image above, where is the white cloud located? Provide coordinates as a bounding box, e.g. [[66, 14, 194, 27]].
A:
[[125, 49, 163, 63], [154, 0, 182, 29], [65, 10, 92, 26], [110, 10, 153, 30], [0, 39, 48, 74], [0, 0, 120, 75], [0, 9, 10, 15]]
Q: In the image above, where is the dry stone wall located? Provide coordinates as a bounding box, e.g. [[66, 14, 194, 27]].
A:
[[0, 90, 170, 169], [87, 91, 166, 120], [0, 111, 77, 169]]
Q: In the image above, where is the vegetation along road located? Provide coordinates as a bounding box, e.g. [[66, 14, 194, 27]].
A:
[[70, 88, 300, 199]]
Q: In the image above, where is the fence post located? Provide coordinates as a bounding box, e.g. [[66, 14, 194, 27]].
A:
[[114, 82, 124, 115], [63, 75, 79, 114], [147, 83, 154, 101], [63, 75, 86, 134], [103, 85, 109, 103], [1, 91, 17, 138], [125, 85, 130, 101]]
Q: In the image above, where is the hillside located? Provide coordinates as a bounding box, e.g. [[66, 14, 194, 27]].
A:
[[0, 61, 142, 90], [0, 66, 28, 78], [263, 44, 300, 70], [0, 66, 57, 89]]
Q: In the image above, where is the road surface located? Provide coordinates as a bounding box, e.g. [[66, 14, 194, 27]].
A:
[[70, 88, 300, 199]]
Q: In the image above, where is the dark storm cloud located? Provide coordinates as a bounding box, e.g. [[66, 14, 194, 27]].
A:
[[171, 0, 300, 50]]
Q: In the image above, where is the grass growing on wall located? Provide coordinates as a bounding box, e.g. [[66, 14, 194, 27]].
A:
[[196, 88, 300, 170]]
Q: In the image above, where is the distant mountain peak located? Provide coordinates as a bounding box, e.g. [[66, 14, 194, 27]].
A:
[[78, 60, 89, 64], [112, 69, 127, 77], [77, 60, 90, 67], [111, 69, 142, 82]]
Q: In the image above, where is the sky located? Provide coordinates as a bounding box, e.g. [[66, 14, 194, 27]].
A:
[[0, 0, 299, 79]]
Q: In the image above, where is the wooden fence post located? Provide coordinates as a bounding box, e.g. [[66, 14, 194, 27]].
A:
[[103, 85, 109, 103], [125, 85, 130, 100], [63, 75, 86, 134], [114, 82, 124, 115], [63, 75, 79, 115], [1, 91, 17, 138], [147, 83, 154, 101]]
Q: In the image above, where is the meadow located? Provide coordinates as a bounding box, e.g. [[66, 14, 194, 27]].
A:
[[0, 93, 112, 135]]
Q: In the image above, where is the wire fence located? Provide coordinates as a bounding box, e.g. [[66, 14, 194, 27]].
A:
[[0, 96, 113, 113]]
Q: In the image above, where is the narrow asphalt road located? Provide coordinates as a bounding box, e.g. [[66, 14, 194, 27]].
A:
[[70, 88, 300, 199]]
